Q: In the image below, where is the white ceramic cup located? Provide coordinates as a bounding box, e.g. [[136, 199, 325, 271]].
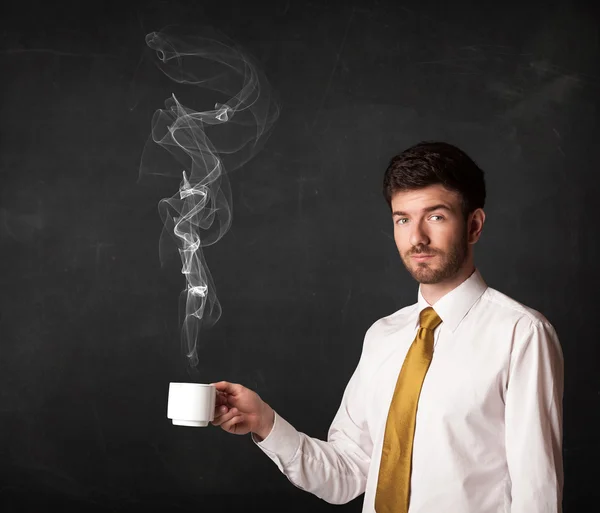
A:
[[167, 382, 216, 427]]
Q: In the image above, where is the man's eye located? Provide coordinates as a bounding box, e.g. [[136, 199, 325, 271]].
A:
[[431, 215, 443, 221], [396, 218, 408, 225]]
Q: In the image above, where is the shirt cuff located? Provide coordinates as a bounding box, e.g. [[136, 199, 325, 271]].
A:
[[251, 411, 301, 470]]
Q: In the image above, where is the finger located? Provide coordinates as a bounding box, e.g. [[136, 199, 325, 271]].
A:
[[215, 391, 229, 407], [221, 414, 243, 433], [213, 405, 229, 419], [211, 381, 243, 395], [212, 407, 239, 427]]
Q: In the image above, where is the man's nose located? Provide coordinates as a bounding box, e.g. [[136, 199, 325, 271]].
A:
[[409, 222, 430, 247]]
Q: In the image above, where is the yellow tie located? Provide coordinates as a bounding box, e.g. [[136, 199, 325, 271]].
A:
[[375, 306, 443, 513]]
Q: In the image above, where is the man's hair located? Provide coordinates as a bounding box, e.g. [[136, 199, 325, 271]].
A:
[[382, 141, 486, 220]]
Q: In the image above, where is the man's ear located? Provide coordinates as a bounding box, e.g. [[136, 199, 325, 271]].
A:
[[468, 208, 486, 244]]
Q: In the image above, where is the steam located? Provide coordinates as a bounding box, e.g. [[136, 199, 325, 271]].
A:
[[139, 26, 279, 367]]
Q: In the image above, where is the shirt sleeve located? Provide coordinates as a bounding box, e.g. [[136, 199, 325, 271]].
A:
[[505, 319, 564, 512], [251, 346, 373, 505]]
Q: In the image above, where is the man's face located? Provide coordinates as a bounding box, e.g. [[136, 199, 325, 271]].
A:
[[391, 184, 469, 285]]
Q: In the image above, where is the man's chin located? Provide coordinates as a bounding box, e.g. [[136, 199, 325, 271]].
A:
[[413, 273, 442, 285], [405, 262, 445, 284], [408, 268, 437, 283]]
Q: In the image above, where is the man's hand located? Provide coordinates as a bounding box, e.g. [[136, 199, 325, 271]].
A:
[[210, 381, 275, 440]]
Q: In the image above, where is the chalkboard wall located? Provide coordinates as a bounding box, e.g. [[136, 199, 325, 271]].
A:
[[1, 0, 598, 511]]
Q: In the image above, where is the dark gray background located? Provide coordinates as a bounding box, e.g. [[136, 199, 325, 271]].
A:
[[0, 0, 597, 511]]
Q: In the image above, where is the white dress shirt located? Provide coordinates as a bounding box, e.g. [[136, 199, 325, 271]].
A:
[[253, 268, 564, 512]]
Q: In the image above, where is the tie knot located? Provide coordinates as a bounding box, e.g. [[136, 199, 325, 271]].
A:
[[419, 307, 442, 331]]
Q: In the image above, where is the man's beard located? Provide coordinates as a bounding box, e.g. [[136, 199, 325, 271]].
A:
[[402, 225, 468, 285]]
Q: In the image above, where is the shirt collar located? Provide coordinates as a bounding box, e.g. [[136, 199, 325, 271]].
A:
[[415, 268, 488, 333]]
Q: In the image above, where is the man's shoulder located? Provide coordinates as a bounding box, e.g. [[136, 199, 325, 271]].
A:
[[364, 303, 418, 338], [481, 286, 563, 364], [480, 286, 554, 329]]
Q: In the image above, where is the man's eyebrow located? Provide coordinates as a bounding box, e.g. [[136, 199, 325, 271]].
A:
[[392, 204, 453, 217]]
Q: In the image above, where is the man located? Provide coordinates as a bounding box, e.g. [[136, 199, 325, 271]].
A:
[[211, 141, 564, 512]]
